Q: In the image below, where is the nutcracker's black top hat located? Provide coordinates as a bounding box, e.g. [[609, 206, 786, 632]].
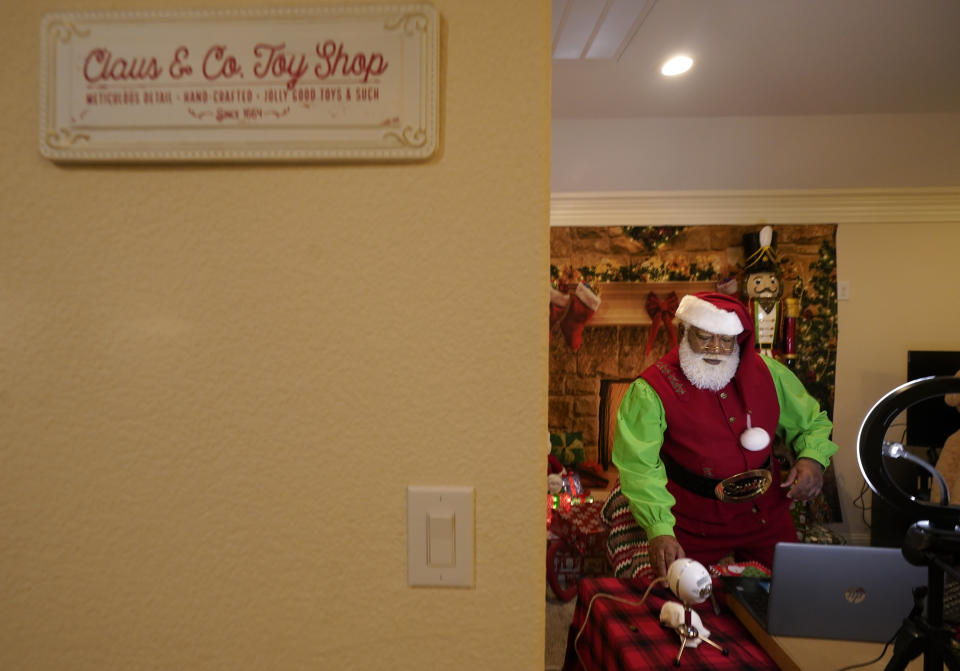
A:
[[742, 225, 779, 274]]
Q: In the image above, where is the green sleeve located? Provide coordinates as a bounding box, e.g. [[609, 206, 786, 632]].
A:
[[763, 357, 840, 468], [610, 379, 677, 539]]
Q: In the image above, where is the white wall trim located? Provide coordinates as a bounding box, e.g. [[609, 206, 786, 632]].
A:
[[551, 187, 960, 227]]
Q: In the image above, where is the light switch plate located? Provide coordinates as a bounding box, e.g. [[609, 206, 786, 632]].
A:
[[838, 280, 850, 301], [407, 486, 474, 587]]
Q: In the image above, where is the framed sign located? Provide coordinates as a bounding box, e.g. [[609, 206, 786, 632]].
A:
[[39, 4, 438, 162]]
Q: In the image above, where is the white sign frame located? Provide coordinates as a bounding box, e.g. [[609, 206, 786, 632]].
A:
[[40, 4, 438, 162]]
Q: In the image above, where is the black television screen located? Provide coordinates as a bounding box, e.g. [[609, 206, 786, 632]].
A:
[[905, 350, 960, 450]]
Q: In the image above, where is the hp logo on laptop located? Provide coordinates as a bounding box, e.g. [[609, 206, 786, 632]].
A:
[[843, 587, 867, 605]]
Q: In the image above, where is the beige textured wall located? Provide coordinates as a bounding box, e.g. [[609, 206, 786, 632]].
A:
[[0, 1, 550, 670]]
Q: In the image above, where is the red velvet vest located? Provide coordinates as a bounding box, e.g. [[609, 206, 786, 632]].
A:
[[640, 349, 790, 532]]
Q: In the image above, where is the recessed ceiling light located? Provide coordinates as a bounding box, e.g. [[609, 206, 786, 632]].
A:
[[661, 55, 693, 77]]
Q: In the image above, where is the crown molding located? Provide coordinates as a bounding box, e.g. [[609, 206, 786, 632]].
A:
[[550, 187, 960, 227]]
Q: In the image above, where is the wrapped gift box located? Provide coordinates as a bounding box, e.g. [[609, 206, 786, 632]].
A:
[[549, 501, 610, 577]]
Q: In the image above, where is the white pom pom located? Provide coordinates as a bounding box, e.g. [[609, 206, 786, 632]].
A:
[[740, 427, 770, 451]]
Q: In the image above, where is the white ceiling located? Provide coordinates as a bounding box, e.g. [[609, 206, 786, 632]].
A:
[[551, 0, 960, 119]]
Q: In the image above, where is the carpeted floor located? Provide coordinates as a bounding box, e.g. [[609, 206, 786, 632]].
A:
[[545, 588, 577, 671]]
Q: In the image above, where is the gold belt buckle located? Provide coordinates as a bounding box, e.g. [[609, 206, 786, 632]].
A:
[[714, 469, 773, 502]]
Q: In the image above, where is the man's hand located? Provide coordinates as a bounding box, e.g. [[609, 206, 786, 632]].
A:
[[648, 535, 685, 578], [781, 457, 824, 501]]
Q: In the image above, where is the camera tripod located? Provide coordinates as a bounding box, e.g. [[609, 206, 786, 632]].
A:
[[884, 522, 960, 671]]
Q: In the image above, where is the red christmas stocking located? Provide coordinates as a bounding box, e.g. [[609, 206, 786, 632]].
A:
[[549, 288, 571, 337], [559, 283, 601, 352]]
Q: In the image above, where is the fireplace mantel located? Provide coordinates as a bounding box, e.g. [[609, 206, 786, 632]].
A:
[[591, 281, 717, 326]]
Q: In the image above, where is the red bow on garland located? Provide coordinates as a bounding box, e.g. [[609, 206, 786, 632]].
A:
[[644, 291, 680, 358]]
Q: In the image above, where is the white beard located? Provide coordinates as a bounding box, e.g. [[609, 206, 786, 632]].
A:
[[678, 337, 741, 391]]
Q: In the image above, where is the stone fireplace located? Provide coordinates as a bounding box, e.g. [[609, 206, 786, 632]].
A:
[[549, 280, 715, 466], [548, 313, 688, 467]]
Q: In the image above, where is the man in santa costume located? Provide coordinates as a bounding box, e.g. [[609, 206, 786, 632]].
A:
[[612, 292, 838, 577]]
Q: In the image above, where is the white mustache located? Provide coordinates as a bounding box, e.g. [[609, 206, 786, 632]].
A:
[[679, 339, 740, 391]]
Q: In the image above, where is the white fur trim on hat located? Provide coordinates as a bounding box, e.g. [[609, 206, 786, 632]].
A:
[[675, 294, 744, 336]]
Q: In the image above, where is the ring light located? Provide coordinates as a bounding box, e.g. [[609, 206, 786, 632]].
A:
[[857, 376, 960, 530]]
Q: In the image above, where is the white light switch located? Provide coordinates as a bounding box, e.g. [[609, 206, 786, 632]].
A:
[[427, 511, 455, 567], [838, 281, 850, 301], [407, 486, 474, 587]]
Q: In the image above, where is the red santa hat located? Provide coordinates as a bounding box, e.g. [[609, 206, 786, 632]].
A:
[[675, 292, 751, 339], [676, 291, 760, 368]]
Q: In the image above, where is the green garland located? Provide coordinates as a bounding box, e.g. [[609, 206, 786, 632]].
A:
[[623, 226, 687, 251], [550, 256, 719, 285]]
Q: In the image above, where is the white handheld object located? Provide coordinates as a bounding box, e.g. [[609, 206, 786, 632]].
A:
[[666, 558, 712, 605]]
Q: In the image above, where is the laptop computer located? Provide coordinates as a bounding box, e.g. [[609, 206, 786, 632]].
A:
[[724, 542, 927, 642]]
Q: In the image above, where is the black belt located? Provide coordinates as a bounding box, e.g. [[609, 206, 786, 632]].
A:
[[661, 451, 773, 502]]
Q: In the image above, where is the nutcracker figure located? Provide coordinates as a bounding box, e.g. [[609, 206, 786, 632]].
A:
[[741, 225, 784, 359]]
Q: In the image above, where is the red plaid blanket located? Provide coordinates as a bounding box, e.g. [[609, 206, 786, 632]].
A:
[[562, 576, 778, 671]]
